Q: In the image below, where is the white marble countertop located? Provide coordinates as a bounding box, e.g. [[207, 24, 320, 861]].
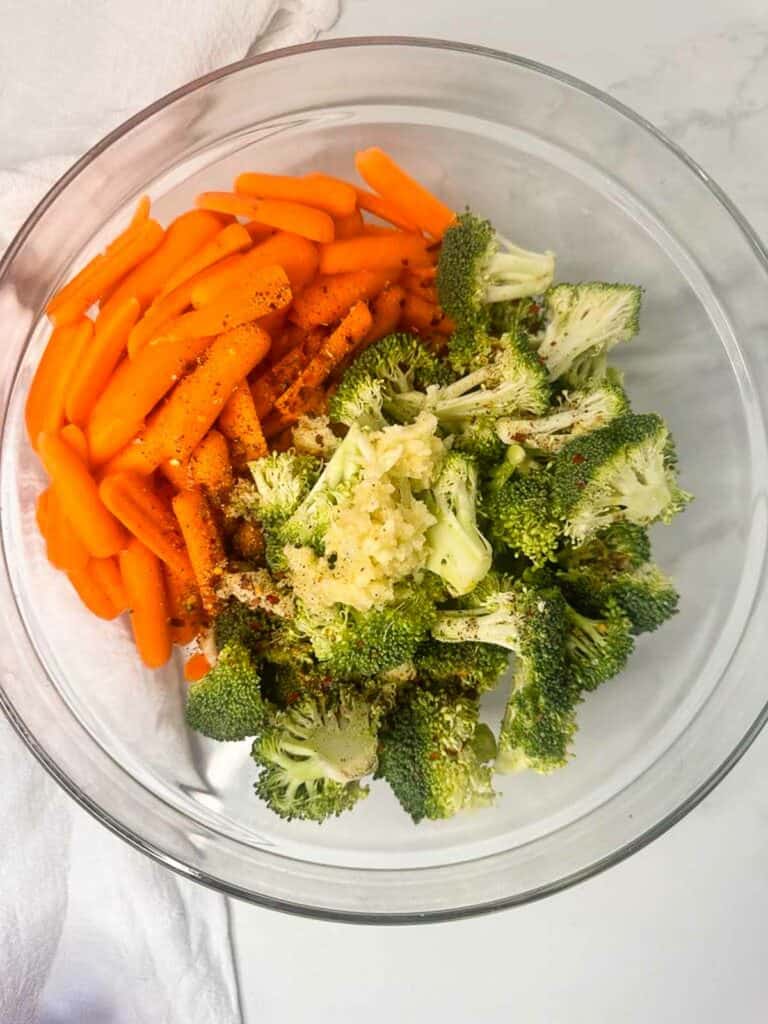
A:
[[231, 3, 768, 1021]]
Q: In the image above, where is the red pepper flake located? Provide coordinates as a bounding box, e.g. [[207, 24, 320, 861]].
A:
[[572, 453, 585, 464], [265, 593, 280, 605]]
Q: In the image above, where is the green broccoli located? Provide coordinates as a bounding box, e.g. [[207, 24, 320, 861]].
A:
[[564, 599, 634, 692], [425, 451, 492, 596], [496, 379, 629, 454], [561, 562, 679, 636], [496, 672, 579, 774], [376, 689, 496, 822], [551, 413, 692, 543], [297, 581, 438, 680], [483, 462, 562, 566], [213, 598, 268, 654], [414, 639, 510, 694], [246, 450, 322, 525], [536, 283, 641, 383], [185, 642, 268, 741], [489, 296, 546, 347], [252, 688, 381, 821], [557, 522, 651, 576], [437, 212, 555, 337], [329, 333, 451, 427], [450, 414, 506, 462], [262, 659, 335, 709]]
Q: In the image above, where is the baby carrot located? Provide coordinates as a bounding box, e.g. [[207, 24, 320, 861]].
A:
[[45, 490, 91, 574], [190, 232, 317, 306], [184, 652, 211, 682], [25, 319, 93, 446], [120, 539, 172, 668], [275, 302, 372, 416], [65, 297, 141, 425], [47, 219, 165, 327], [172, 488, 226, 615], [161, 264, 290, 341], [164, 562, 205, 645], [90, 556, 129, 614], [189, 430, 233, 496], [243, 222, 275, 243], [235, 172, 356, 218], [218, 382, 268, 465], [402, 268, 438, 304], [161, 457, 191, 491], [157, 222, 252, 297], [36, 488, 52, 539], [38, 431, 127, 558], [263, 387, 327, 436], [67, 562, 120, 620], [250, 344, 309, 418], [110, 322, 272, 474], [290, 267, 398, 329], [99, 210, 223, 321], [366, 284, 407, 344], [98, 472, 191, 576], [196, 192, 334, 244], [60, 423, 90, 464], [355, 148, 455, 239], [87, 334, 212, 465], [129, 195, 151, 228], [333, 207, 365, 240], [319, 232, 430, 275], [400, 292, 455, 336], [354, 187, 420, 232]]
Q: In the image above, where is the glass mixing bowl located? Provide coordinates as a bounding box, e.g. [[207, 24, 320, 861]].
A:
[[1, 38, 767, 923]]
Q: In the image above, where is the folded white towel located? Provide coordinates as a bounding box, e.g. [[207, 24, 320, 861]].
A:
[[0, 2, 338, 1022]]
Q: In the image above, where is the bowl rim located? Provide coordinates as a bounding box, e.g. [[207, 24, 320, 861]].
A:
[[2, 35, 768, 925]]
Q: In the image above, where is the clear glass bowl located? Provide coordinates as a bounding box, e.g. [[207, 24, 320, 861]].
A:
[[1, 38, 767, 923]]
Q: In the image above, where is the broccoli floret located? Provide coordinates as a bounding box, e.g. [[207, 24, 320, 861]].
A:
[[425, 452, 492, 596], [252, 689, 381, 822], [471, 723, 498, 763], [262, 659, 336, 709], [496, 379, 629, 454], [429, 333, 551, 426], [414, 640, 509, 694], [246, 450, 322, 525], [483, 466, 562, 566], [329, 333, 451, 427], [297, 582, 438, 680], [496, 671, 579, 774], [557, 522, 651, 576], [564, 600, 634, 692], [552, 413, 692, 543], [213, 598, 268, 655], [257, 618, 316, 668], [537, 283, 641, 383], [376, 689, 496, 822], [185, 642, 268, 741], [562, 562, 679, 636], [450, 414, 506, 462], [437, 212, 555, 337], [489, 296, 546, 347]]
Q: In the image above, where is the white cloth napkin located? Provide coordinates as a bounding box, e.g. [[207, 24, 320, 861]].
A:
[[0, 2, 338, 1023]]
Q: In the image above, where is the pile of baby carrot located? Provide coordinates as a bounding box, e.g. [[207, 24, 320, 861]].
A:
[[26, 147, 456, 673]]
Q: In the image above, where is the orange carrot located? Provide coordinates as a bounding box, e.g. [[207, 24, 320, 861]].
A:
[[189, 430, 233, 495], [38, 431, 127, 558], [190, 232, 317, 306], [160, 457, 191, 490], [90, 556, 129, 614], [25, 319, 93, 446], [45, 489, 91, 574], [355, 148, 455, 239], [268, 322, 305, 363], [361, 224, 401, 237], [218, 381, 268, 465], [108, 322, 272, 474], [275, 302, 372, 416], [157, 222, 252, 298], [184, 653, 211, 682], [98, 472, 191, 576], [319, 232, 430, 275], [67, 562, 120, 620], [160, 264, 290, 341], [196, 192, 334, 243], [60, 423, 90, 463], [402, 268, 438, 304], [354, 187, 420, 232], [235, 172, 356, 218], [263, 387, 327, 436], [87, 334, 212, 465], [36, 488, 53, 539], [400, 292, 455, 336], [120, 539, 172, 667], [258, 308, 288, 337], [290, 267, 398, 329], [47, 219, 165, 326], [243, 221, 275, 243], [129, 195, 151, 228], [366, 284, 407, 344], [172, 488, 226, 615], [127, 252, 243, 357], [65, 297, 141, 425], [98, 210, 223, 321], [250, 344, 309, 418], [164, 562, 205, 644], [333, 208, 365, 240]]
